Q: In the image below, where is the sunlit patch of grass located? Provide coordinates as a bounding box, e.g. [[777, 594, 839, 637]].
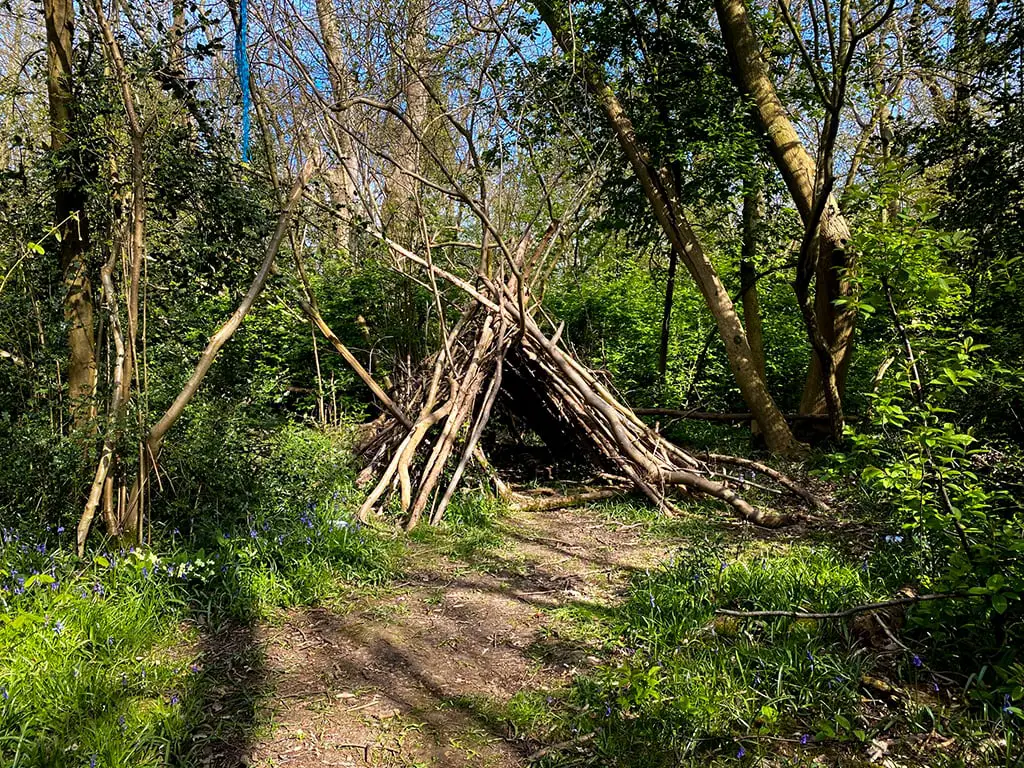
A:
[[0, 476, 402, 766], [407, 491, 508, 563], [510, 540, 1023, 767]]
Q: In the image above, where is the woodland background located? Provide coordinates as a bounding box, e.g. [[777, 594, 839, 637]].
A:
[[1, 0, 1023, 762]]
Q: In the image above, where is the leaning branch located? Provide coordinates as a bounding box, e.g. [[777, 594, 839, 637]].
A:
[[112, 158, 318, 541], [298, 299, 413, 430]]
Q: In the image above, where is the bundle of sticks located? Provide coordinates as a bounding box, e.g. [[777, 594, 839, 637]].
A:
[[333, 258, 828, 531]]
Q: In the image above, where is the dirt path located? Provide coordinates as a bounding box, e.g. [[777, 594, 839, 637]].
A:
[[243, 506, 677, 767]]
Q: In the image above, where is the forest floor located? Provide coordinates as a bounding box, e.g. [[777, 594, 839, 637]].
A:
[[200, 503, 683, 767]]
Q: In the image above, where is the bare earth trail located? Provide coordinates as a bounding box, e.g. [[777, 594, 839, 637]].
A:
[[243, 506, 680, 767]]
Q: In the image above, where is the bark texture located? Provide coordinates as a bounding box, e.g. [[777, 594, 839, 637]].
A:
[[715, 0, 856, 424], [44, 0, 96, 433]]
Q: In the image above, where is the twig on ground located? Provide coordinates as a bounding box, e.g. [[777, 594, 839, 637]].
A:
[[716, 592, 967, 620]]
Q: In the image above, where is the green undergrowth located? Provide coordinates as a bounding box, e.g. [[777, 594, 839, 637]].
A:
[[0, 424, 410, 767], [501, 519, 1023, 767], [406, 489, 509, 563]]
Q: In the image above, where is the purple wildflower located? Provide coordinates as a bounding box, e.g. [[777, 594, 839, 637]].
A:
[[53, 620, 65, 635], [800, 734, 809, 745], [737, 746, 746, 759], [912, 654, 923, 668]]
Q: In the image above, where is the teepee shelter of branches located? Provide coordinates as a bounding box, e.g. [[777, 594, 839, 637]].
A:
[[316, 233, 825, 532], [278, 3, 830, 533]]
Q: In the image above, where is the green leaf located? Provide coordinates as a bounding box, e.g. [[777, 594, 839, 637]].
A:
[[27, 241, 44, 254], [992, 593, 1008, 614]]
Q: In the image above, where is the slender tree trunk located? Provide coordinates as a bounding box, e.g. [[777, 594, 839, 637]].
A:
[[657, 245, 678, 387], [90, 0, 147, 541], [740, 181, 766, 437], [315, 0, 359, 250], [382, 0, 429, 242], [714, 0, 855, 424], [44, 0, 96, 433], [536, 0, 804, 457], [115, 159, 318, 540], [380, 0, 430, 362]]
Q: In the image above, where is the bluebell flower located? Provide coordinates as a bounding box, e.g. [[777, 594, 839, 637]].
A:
[[170, 694, 180, 705], [57, 526, 65, 534], [800, 734, 809, 745], [1, 686, 8, 700], [90, 755, 97, 768], [604, 704, 612, 717], [933, 682, 940, 693], [53, 620, 65, 635], [1003, 694, 1013, 714], [884, 535, 903, 544], [118, 715, 126, 730], [912, 654, 923, 668], [649, 594, 656, 608], [121, 673, 128, 688], [737, 746, 746, 758], [140, 567, 148, 578], [249, 529, 258, 539]]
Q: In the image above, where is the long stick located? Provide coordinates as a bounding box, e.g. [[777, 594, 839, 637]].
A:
[[299, 300, 412, 430], [716, 593, 965, 620], [121, 157, 318, 530]]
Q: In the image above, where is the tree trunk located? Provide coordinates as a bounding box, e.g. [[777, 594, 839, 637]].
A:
[[382, 0, 429, 242], [714, 0, 855, 424], [315, 0, 359, 250], [44, 0, 96, 433], [535, 0, 804, 457], [657, 245, 678, 386], [740, 181, 765, 437], [89, 0, 149, 541], [97, 159, 318, 551]]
